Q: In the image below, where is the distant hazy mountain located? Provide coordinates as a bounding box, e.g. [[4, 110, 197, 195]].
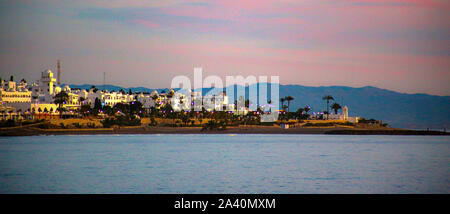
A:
[[65, 84, 169, 93], [278, 85, 449, 130], [68, 83, 450, 129]]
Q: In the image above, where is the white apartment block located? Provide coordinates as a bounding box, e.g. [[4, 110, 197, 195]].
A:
[[1, 68, 235, 117], [0, 79, 32, 113]]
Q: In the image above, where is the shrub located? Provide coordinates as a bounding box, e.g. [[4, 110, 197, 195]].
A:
[[22, 120, 41, 126], [0, 119, 16, 127], [201, 120, 227, 131], [101, 115, 141, 128], [37, 123, 51, 129], [149, 117, 157, 126]]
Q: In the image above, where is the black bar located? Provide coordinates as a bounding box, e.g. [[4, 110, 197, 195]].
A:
[[0, 194, 447, 212]]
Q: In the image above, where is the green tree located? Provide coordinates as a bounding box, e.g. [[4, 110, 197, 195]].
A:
[[113, 103, 129, 115], [167, 90, 174, 98], [54, 91, 70, 118], [93, 97, 102, 112], [79, 104, 92, 117], [91, 85, 99, 93], [129, 101, 144, 116], [57, 107, 67, 118], [103, 105, 113, 116]]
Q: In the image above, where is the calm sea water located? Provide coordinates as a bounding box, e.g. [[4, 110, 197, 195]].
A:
[[0, 134, 448, 194]]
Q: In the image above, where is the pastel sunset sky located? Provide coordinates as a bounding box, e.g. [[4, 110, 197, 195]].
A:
[[0, 0, 449, 95]]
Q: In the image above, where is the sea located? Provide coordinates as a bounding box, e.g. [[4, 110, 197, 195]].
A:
[[0, 134, 448, 193]]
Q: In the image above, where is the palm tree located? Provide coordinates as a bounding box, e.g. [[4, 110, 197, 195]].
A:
[[322, 95, 334, 119], [280, 97, 286, 111], [54, 91, 70, 119], [285, 96, 294, 112], [331, 102, 342, 114]]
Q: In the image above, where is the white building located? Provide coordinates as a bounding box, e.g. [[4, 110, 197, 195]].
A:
[[1, 66, 276, 118], [325, 106, 359, 123], [0, 78, 32, 113], [0, 70, 84, 118], [29, 70, 81, 113]]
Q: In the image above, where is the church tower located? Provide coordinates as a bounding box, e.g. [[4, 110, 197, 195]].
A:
[[40, 69, 57, 102], [342, 106, 349, 120]]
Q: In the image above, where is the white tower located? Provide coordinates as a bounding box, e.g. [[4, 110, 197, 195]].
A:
[[40, 69, 57, 102], [342, 106, 349, 120]]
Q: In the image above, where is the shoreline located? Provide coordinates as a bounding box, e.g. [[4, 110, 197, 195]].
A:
[[1, 125, 448, 136]]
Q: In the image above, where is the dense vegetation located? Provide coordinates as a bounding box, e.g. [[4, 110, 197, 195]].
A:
[[101, 115, 141, 128]]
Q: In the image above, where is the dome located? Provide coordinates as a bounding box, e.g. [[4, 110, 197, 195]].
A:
[[42, 69, 53, 78]]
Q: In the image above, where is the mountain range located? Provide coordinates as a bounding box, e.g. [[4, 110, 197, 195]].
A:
[[66, 84, 450, 129]]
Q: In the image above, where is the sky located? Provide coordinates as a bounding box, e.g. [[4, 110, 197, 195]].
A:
[[0, 0, 449, 95]]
